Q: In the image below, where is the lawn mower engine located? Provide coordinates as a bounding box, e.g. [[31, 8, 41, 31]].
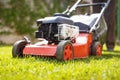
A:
[[35, 16, 79, 44]]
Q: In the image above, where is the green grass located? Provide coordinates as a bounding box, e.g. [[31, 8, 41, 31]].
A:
[[0, 45, 120, 80]]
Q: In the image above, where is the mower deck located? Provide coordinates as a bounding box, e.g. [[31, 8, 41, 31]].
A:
[[23, 45, 57, 56], [23, 33, 92, 59]]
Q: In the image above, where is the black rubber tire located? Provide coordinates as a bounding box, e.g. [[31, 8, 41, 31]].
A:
[[91, 42, 102, 56], [12, 40, 27, 58], [56, 41, 74, 61]]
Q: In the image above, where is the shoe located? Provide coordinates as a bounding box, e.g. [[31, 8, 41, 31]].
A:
[[107, 48, 114, 51]]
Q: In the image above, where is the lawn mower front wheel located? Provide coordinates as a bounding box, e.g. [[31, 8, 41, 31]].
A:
[[56, 41, 74, 61], [12, 40, 27, 58]]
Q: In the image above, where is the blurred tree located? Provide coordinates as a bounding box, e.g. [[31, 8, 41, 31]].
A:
[[0, 0, 86, 36]]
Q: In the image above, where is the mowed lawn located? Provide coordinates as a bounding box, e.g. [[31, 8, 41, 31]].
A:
[[0, 45, 120, 80]]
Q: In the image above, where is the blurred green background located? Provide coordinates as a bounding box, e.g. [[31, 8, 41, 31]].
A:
[[0, 0, 70, 35], [0, 0, 76, 44]]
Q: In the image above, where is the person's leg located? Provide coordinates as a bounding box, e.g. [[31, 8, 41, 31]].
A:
[[93, 0, 116, 51], [104, 0, 116, 51]]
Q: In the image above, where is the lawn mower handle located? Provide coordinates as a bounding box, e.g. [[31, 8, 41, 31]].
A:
[[90, 0, 111, 32], [67, 0, 81, 15]]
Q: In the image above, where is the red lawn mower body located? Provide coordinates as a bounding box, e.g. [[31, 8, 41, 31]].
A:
[[23, 33, 94, 59]]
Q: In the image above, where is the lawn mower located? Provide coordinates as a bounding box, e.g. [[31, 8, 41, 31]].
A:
[[12, 0, 110, 60]]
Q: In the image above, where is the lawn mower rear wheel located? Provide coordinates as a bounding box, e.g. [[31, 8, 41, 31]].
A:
[[91, 41, 102, 56]]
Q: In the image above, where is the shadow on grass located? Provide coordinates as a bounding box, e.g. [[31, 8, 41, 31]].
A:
[[72, 52, 120, 63], [103, 49, 120, 54], [102, 50, 120, 59], [22, 49, 120, 64], [102, 53, 120, 58]]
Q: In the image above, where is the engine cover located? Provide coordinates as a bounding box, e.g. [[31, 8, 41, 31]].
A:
[[58, 24, 79, 40], [36, 23, 79, 44]]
